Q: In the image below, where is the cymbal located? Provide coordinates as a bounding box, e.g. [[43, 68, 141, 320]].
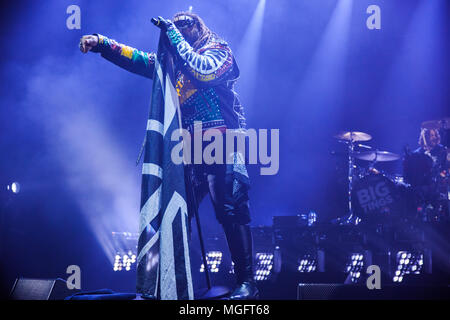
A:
[[421, 117, 450, 130], [334, 131, 372, 142], [352, 150, 400, 162]]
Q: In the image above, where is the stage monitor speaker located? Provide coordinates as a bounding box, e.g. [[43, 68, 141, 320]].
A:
[[298, 283, 450, 300], [10, 278, 75, 300]]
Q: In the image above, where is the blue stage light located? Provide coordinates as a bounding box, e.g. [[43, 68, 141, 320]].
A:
[[200, 251, 223, 273], [113, 250, 137, 272], [393, 251, 424, 282], [254, 252, 274, 281], [297, 254, 318, 273], [345, 253, 365, 283], [111, 232, 138, 272]]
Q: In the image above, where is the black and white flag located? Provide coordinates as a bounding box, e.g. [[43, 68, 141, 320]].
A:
[[136, 33, 193, 300]]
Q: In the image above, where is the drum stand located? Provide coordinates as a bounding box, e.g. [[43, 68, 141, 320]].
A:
[[337, 135, 362, 225], [333, 132, 374, 225], [346, 137, 356, 223]]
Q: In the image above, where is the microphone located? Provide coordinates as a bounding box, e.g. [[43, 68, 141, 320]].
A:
[[151, 17, 161, 26]]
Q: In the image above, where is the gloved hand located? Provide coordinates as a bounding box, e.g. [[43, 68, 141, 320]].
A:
[[151, 16, 184, 48], [151, 16, 173, 30]]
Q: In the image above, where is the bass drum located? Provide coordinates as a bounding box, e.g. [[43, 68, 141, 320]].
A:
[[352, 174, 405, 222], [403, 152, 433, 186]]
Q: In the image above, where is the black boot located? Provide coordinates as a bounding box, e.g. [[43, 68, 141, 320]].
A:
[[223, 223, 259, 300]]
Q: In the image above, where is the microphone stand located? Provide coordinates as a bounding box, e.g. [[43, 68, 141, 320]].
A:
[[187, 166, 230, 300]]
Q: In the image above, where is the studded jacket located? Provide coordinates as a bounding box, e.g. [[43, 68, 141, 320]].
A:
[[92, 26, 245, 132]]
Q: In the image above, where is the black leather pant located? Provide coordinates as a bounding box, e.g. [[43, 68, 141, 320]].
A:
[[186, 163, 254, 284], [186, 163, 251, 225]]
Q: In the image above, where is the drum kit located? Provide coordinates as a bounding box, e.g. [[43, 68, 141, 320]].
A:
[[333, 117, 450, 225]]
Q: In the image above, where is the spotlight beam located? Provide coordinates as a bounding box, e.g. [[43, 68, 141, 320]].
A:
[[295, 0, 353, 115], [235, 0, 267, 111]]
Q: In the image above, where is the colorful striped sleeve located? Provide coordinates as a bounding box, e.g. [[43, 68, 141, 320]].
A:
[[165, 26, 236, 84], [92, 34, 156, 79]]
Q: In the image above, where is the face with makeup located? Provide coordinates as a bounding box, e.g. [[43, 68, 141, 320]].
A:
[[174, 14, 201, 45]]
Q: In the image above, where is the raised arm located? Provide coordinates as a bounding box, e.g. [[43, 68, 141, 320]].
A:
[[164, 24, 237, 85], [80, 34, 156, 79]]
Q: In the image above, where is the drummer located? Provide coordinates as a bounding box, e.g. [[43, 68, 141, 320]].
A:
[[416, 128, 448, 176]]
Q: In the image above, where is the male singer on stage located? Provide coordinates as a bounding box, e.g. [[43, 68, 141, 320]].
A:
[[79, 11, 258, 300]]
